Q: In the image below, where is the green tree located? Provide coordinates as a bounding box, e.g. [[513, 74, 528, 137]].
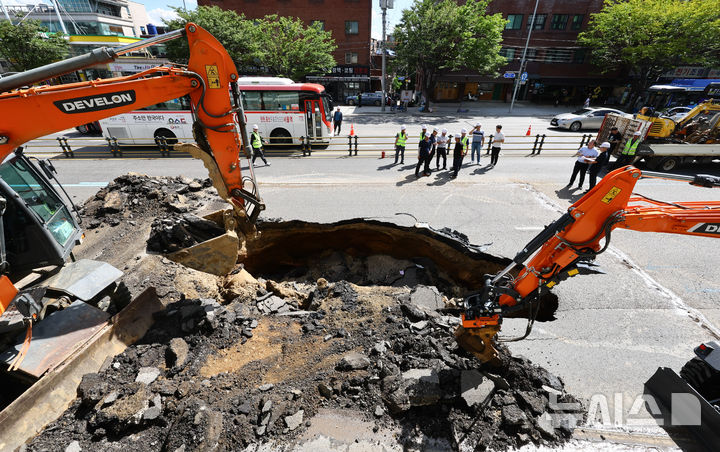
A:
[[0, 19, 69, 72], [255, 15, 336, 80], [393, 0, 506, 103], [163, 6, 262, 68], [578, 0, 720, 99]]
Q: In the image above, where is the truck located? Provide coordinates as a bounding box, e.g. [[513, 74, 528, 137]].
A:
[[598, 111, 720, 171]]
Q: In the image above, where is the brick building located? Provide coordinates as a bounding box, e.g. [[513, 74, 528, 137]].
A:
[[198, 0, 373, 101], [435, 0, 622, 104]]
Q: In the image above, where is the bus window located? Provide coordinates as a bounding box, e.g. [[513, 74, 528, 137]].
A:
[[242, 91, 263, 110], [321, 95, 332, 120], [262, 91, 300, 111], [141, 96, 191, 111]]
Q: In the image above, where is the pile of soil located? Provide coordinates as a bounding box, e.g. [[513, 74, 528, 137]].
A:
[[24, 174, 585, 451]]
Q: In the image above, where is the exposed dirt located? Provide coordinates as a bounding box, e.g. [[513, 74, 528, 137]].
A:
[[22, 174, 585, 452]]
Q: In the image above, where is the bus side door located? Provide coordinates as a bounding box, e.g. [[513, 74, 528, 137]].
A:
[[304, 100, 322, 139]]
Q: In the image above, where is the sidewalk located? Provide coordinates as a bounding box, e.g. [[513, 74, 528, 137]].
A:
[[340, 101, 571, 118]]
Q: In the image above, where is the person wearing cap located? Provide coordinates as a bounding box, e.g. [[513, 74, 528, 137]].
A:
[[489, 125, 504, 168], [450, 133, 466, 178], [614, 130, 643, 169], [470, 123, 485, 164], [424, 127, 438, 175], [588, 141, 611, 189], [394, 125, 408, 164], [435, 128, 449, 170], [566, 139, 597, 189], [250, 124, 269, 166], [416, 133, 432, 178]]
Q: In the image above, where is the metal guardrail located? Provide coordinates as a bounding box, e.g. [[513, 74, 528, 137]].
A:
[[24, 133, 595, 159]]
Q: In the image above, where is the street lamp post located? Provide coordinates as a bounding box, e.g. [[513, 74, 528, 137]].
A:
[[509, 0, 539, 113], [380, 0, 393, 112]]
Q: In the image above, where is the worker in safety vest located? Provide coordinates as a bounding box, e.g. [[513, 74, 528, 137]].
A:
[[613, 130, 642, 169], [394, 125, 408, 164], [451, 129, 470, 178], [250, 124, 269, 166]]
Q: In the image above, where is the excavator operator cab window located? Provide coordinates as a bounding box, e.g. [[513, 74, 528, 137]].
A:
[[0, 155, 80, 278]]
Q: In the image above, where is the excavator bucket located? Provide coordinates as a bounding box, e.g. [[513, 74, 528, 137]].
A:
[[161, 142, 261, 276], [164, 209, 240, 276], [454, 324, 502, 366]]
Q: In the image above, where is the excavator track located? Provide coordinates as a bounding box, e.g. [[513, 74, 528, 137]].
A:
[[0, 288, 162, 451]]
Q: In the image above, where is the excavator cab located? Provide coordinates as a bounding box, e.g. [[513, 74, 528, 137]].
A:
[[0, 150, 82, 280]]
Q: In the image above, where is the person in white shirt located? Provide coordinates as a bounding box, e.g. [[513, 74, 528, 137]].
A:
[[489, 124, 504, 168], [435, 128, 449, 170], [470, 122, 484, 164], [566, 139, 599, 189]]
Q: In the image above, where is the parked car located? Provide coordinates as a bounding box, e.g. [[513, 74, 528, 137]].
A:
[[660, 106, 693, 123], [551, 107, 631, 132], [345, 92, 384, 106]]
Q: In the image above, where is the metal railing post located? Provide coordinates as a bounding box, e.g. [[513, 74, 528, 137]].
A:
[[57, 137, 74, 158], [353, 136, 358, 156], [348, 135, 353, 156], [307, 136, 313, 156], [537, 134, 546, 154], [486, 134, 493, 155], [532, 134, 540, 155], [300, 136, 306, 156]]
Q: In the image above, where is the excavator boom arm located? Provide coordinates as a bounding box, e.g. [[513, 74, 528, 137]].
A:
[[0, 23, 259, 215], [459, 165, 720, 363]]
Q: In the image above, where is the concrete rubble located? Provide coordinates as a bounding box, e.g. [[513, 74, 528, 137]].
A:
[[22, 174, 585, 451]]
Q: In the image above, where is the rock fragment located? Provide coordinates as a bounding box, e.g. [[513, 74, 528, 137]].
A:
[[460, 370, 495, 408], [135, 367, 160, 385], [337, 353, 371, 371], [284, 410, 304, 431]]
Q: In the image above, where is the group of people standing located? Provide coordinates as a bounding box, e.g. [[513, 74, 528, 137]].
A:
[[393, 124, 505, 180], [566, 126, 644, 191]]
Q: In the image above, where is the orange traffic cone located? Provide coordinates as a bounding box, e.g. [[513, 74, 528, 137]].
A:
[[526, 125, 532, 136], [350, 124, 355, 136]]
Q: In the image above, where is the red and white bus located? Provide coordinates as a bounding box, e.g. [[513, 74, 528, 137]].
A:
[[98, 77, 333, 147]]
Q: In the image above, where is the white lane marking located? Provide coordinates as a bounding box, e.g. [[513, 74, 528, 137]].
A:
[[514, 226, 544, 231]]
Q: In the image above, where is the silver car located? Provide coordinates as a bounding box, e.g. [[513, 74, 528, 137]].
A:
[[551, 107, 630, 132]]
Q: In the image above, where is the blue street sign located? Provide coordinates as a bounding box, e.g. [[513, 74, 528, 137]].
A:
[[503, 72, 516, 79], [520, 72, 528, 82]]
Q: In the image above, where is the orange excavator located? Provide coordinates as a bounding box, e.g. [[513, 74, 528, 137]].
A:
[[455, 165, 720, 364], [0, 23, 263, 377]]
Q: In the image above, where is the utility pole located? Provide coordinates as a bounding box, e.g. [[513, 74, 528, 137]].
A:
[[509, 0, 539, 113], [380, 0, 393, 112]]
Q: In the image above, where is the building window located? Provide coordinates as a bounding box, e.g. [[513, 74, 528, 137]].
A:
[[345, 52, 358, 64], [572, 49, 587, 64], [345, 21, 359, 35], [499, 47, 516, 60], [505, 14, 523, 30], [527, 14, 546, 30], [545, 48, 572, 63], [312, 20, 325, 30], [525, 48, 538, 60], [550, 14, 568, 30], [571, 14, 584, 30]]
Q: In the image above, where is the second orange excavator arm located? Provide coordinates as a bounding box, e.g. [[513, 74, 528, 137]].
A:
[[458, 166, 720, 363], [0, 23, 263, 219]]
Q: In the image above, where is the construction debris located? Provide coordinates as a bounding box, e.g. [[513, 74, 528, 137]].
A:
[[21, 174, 584, 451]]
